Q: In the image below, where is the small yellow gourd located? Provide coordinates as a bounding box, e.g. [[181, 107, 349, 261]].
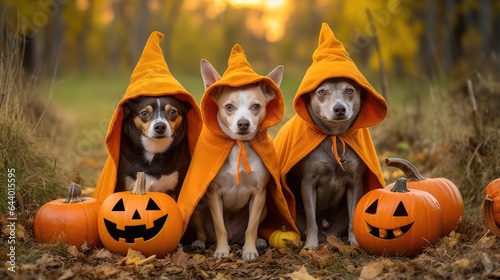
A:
[[269, 226, 300, 248]]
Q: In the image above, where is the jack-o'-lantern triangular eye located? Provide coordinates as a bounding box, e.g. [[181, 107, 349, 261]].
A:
[[394, 201, 408, 216], [146, 198, 161, 210], [365, 199, 378, 214], [112, 198, 125, 211]]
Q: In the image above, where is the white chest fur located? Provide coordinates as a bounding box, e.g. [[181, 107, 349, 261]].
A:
[[208, 142, 270, 212]]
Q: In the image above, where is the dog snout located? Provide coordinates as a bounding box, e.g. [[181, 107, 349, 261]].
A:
[[333, 104, 346, 116], [154, 122, 167, 134], [237, 119, 250, 131]]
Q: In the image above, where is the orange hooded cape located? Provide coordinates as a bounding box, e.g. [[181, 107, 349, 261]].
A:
[[92, 31, 202, 201], [274, 23, 388, 208], [176, 44, 299, 240]]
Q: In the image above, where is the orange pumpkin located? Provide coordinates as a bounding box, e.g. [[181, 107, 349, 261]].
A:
[[385, 157, 463, 236], [97, 172, 182, 257], [353, 178, 442, 256], [34, 182, 102, 248], [483, 178, 500, 237]]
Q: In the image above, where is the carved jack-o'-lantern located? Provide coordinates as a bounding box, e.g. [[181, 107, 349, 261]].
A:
[[97, 172, 182, 257], [385, 157, 464, 236], [353, 178, 443, 256], [483, 178, 500, 237]]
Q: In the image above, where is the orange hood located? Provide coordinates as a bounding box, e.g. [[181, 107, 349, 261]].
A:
[[176, 44, 299, 240], [274, 23, 388, 199], [92, 31, 202, 201]]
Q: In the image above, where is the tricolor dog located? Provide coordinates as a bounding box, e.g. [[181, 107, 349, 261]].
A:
[[288, 77, 365, 248], [116, 96, 191, 200], [190, 59, 283, 261]]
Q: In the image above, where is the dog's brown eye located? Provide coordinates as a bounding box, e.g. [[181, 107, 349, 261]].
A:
[[346, 88, 354, 95], [224, 104, 235, 112], [167, 109, 178, 117], [140, 111, 150, 118], [317, 89, 326, 96], [251, 104, 261, 111]]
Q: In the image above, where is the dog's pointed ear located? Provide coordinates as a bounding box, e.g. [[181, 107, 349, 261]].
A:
[[260, 65, 283, 102], [201, 59, 221, 90], [260, 82, 276, 103], [267, 65, 284, 87]]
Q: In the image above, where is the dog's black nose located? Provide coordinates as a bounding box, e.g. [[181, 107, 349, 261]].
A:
[[237, 119, 250, 131], [154, 123, 167, 134], [333, 105, 346, 116]]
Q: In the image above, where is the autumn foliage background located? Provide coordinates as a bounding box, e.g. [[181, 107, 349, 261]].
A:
[[1, 0, 500, 278]]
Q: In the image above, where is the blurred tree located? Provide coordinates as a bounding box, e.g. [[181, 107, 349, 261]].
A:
[[1, 0, 498, 80], [76, 0, 93, 72]]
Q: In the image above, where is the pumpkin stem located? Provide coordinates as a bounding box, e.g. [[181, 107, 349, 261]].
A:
[[385, 157, 426, 181], [63, 182, 85, 203], [131, 172, 147, 195], [390, 178, 411, 193], [281, 226, 287, 232]]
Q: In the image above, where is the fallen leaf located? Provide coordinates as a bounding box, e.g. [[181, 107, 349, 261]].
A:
[[136, 254, 156, 266], [442, 231, 460, 248], [195, 268, 210, 280], [326, 235, 359, 255], [67, 245, 79, 257], [116, 256, 127, 266], [360, 261, 384, 279], [263, 248, 273, 263], [453, 258, 471, 268], [284, 237, 303, 248], [94, 248, 113, 259], [172, 247, 190, 268], [212, 273, 229, 280], [16, 224, 28, 242], [302, 246, 335, 268], [36, 254, 62, 268], [95, 265, 120, 277], [346, 264, 356, 273], [125, 248, 149, 265], [57, 268, 75, 280], [80, 241, 89, 252], [285, 266, 317, 280]]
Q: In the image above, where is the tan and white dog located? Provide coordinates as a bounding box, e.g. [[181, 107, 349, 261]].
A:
[[190, 59, 283, 261]]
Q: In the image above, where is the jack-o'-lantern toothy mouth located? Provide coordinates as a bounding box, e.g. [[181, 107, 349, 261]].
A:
[[104, 214, 168, 243], [365, 222, 414, 239]]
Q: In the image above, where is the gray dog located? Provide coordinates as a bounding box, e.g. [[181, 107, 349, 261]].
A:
[[288, 77, 366, 249]]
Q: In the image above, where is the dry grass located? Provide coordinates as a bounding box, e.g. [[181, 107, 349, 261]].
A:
[[0, 25, 71, 215], [371, 70, 500, 219]]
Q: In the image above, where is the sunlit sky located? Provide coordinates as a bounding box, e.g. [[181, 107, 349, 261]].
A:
[[185, 0, 290, 42], [86, 0, 291, 43]]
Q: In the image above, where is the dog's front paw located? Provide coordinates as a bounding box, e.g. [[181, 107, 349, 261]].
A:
[[348, 232, 358, 246], [213, 246, 230, 259], [256, 238, 267, 250], [191, 240, 206, 251], [242, 248, 259, 261], [303, 235, 319, 249]]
